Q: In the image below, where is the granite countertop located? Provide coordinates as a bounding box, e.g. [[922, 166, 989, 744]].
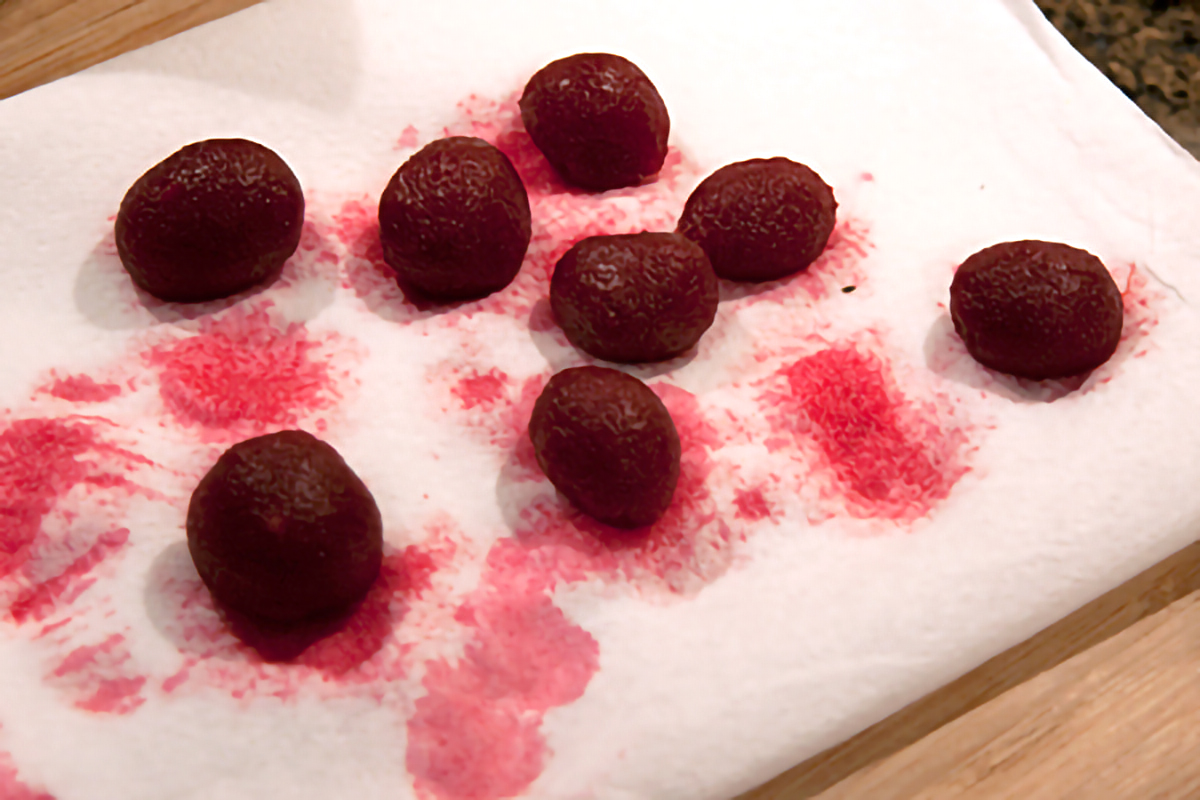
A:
[[1036, 0, 1200, 155]]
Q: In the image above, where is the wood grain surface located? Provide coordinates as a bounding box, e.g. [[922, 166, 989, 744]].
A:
[[814, 586, 1200, 799], [4, 1, 1200, 798], [0, 0, 260, 99]]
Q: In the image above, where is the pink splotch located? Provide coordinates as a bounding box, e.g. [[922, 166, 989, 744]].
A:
[[40, 375, 122, 404], [407, 557, 598, 800], [761, 345, 970, 522], [142, 305, 351, 437], [0, 748, 54, 800], [0, 418, 144, 583], [47, 633, 146, 714]]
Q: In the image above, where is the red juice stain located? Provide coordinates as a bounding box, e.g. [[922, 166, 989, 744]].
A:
[[0, 418, 144, 583], [396, 125, 421, 150], [451, 368, 510, 411], [0, 749, 54, 800], [762, 345, 968, 522], [405, 387, 733, 800], [406, 544, 598, 800], [10, 528, 129, 624], [733, 487, 773, 522], [142, 305, 345, 436], [1115, 263, 1161, 358], [40, 374, 122, 404], [277, 217, 341, 288], [48, 632, 146, 714]]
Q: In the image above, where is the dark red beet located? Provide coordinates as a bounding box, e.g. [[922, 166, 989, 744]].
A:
[[676, 157, 837, 282], [950, 240, 1124, 380], [115, 139, 304, 303], [378, 136, 531, 300], [550, 232, 718, 363], [530, 367, 680, 529], [519, 53, 670, 191], [186, 430, 383, 624]]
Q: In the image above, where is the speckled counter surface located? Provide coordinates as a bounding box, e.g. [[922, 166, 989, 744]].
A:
[[1036, 0, 1200, 155]]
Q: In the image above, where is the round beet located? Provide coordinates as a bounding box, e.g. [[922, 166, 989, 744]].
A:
[[551, 232, 718, 363], [378, 136, 531, 300], [115, 139, 304, 303], [950, 240, 1124, 380], [530, 367, 680, 529], [520, 53, 670, 191], [676, 157, 837, 282], [187, 430, 383, 624]]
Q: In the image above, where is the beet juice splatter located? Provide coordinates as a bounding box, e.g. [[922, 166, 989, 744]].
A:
[[405, 381, 731, 800], [0, 747, 54, 800], [0, 418, 145, 585], [762, 345, 969, 522], [406, 551, 598, 800], [142, 304, 350, 437], [39, 375, 122, 404], [0, 416, 156, 715]]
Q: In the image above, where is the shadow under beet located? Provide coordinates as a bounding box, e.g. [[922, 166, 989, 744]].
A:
[[923, 313, 1090, 403], [144, 540, 386, 665]]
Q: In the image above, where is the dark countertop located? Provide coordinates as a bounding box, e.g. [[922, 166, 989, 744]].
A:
[[1036, 0, 1200, 155]]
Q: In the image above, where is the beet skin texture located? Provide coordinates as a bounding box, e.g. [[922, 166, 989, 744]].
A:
[[676, 157, 836, 282], [187, 430, 383, 625], [378, 136, 531, 301], [519, 52, 670, 191], [529, 366, 681, 529], [950, 240, 1124, 380], [551, 231, 718, 363], [115, 138, 305, 303]]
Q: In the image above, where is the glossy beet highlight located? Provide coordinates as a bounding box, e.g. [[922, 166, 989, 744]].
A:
[[115, 138, 305, 302]]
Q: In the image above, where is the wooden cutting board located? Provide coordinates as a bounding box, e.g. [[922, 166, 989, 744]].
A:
[[4, 2, 1200, 797]]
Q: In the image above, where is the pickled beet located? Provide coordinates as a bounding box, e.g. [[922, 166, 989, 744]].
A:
[[115, 139, 304, 303], [378, 136, 532, 300], [676, 157, 837, 282], [950, 240, 1124, 380], [529, 367, 680, 529], [550, 232, 718, 363], [519, 53, 670, 191], [187, 430, 383, 624]]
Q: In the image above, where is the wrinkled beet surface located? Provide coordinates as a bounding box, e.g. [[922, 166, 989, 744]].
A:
[[115, 138, 304, 302], [950, 240, 1124, 380], [378, 136, 531, 301], [530, 367, 680, 529], [676, 157, 837, 282], [551, 232, 718, 363], [187, 430, 383, 624], [520, 53, 670, 191]]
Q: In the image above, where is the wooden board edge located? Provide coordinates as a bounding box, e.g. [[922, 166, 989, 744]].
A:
[[736, 538, 1200, 800]]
